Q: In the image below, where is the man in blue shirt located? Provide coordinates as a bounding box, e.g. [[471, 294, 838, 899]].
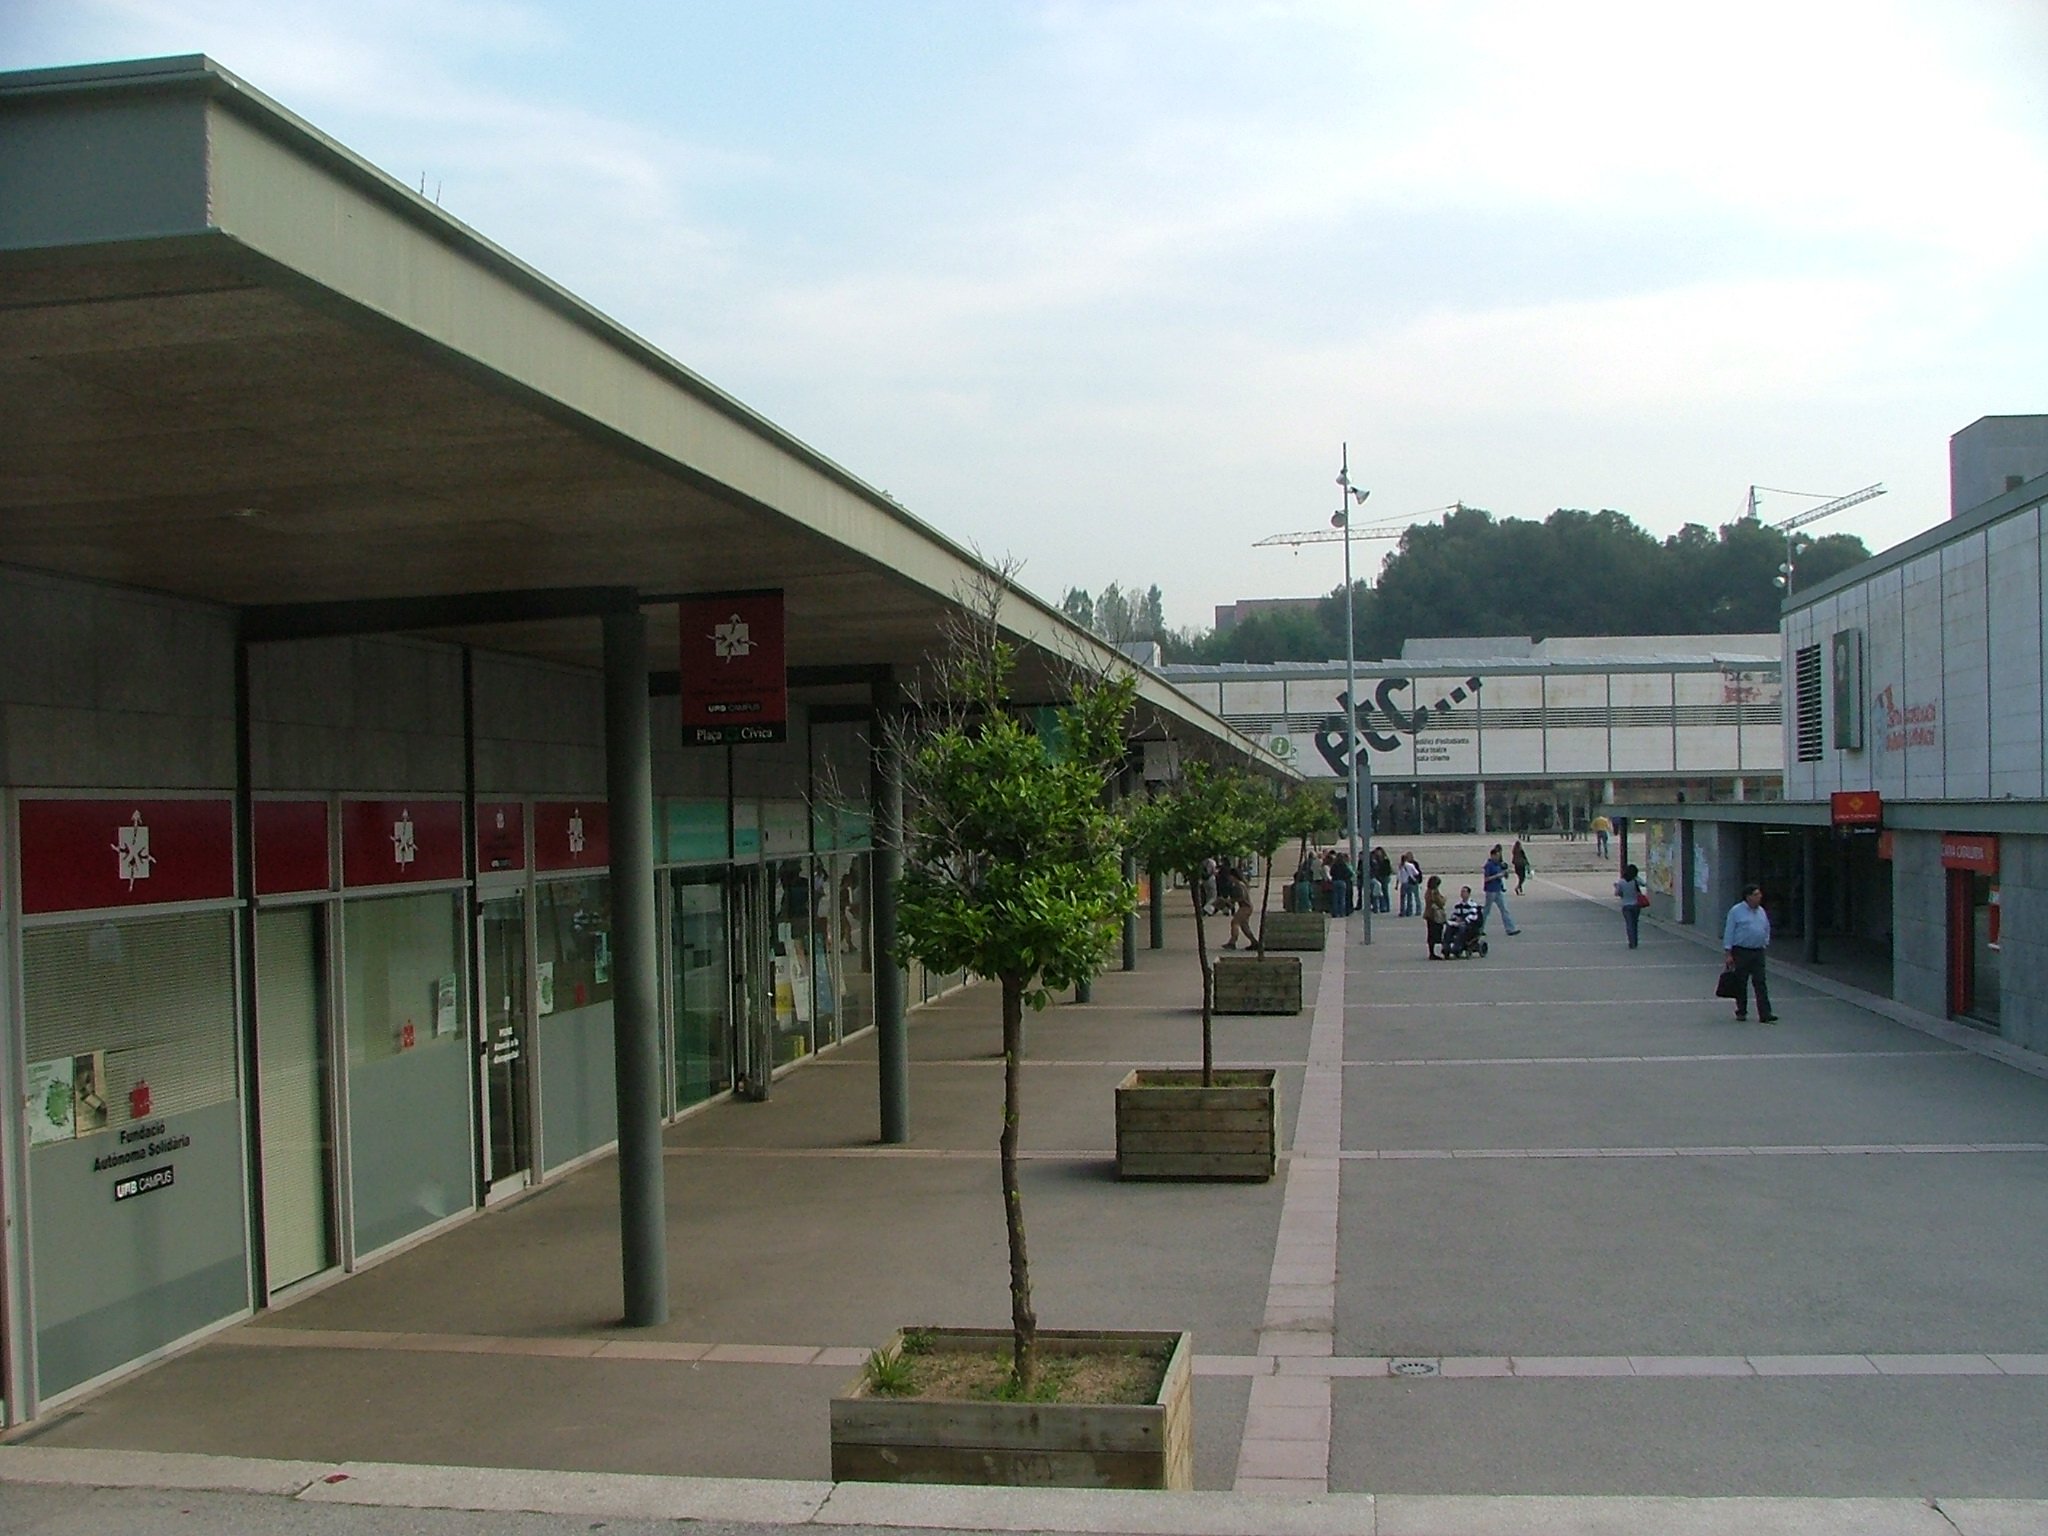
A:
[[1481, 844, 1521, 935], [1721, 883, 1776, 1022]]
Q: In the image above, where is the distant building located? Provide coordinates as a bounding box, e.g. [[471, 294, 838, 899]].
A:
[[1647, 416, 2048, 1057], [1160, 635, 1782, 835], [1211, 596, 1326, 634]]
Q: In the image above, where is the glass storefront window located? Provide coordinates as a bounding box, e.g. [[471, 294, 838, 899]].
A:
[[535, 875, 617, 1171], [342, 890, 472, 1256], [670, 869, 732, 1108], [768, 856, 813, 1064], [22, 912, 249, 1399]]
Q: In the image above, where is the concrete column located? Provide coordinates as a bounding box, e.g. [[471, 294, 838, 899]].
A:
[[1473, 779, 1487, 836], [603, 608, 668, 1327], [1802, 827, 1820, 964], [1733, 777, 1747, 802], [871, 689, 909, 1143]]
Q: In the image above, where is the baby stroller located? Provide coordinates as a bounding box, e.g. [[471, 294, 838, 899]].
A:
[[1442, 907, 1489, 959]]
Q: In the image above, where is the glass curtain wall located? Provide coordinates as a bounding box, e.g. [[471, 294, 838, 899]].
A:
[[668, 868, 732, 1109], [21, 912, 248, 1399], [254, 904, 335, 1290], [534, 875, 617, 1171], [342, 890, 472, 1256]]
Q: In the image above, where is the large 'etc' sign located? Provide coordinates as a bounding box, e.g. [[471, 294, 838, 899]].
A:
[[1314, 675, 1483, 775], [679, 590, 787, 746]]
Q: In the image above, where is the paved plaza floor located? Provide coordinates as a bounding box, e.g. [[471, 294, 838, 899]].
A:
[[7, 846, 2048, 1531]]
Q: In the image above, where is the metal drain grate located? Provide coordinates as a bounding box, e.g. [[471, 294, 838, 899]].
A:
[[1390, 1357, 1440, 1377]]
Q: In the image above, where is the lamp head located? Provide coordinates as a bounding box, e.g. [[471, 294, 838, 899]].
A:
[[1331, 510, 1347, 529]]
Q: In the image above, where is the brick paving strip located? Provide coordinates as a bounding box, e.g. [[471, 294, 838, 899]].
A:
[[1231, 937, 1346, 1496], [659, 1140, 2046, 1163]]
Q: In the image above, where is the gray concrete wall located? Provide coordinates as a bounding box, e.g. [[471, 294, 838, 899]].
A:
[[471, 650, 604, 797], [1891, 831, 1946, 1021], [0, 566, 235, 790], [1992, 833, 2045, 1054], [249, 637, 465, 793]]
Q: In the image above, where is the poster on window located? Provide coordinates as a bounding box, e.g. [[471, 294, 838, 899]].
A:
[[678, 590, 787, 745]]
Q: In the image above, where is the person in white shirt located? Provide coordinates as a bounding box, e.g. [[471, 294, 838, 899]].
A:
[[1721, 883, 1776, 1022]]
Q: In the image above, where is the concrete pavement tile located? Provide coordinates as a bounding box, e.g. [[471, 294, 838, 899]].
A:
[[1868, 1353, 2001, 1375], [0, 1446, 335, 1496], [810, 1346, 870, 1368], [1374, 1494, 1957, 1535], [1601, 1147, 1679, 1156], [1244, 1403, 1333, 1441], [1756, 1145, 1830, 1154], [1748, 1354, 1881, 1375], [1196, 1354, 1271, 1375], [1989, 1355, 2048, 1375], [1937, 1499, 2048, 1535], [392, 1332, 497, 1353], [700, 1343, 822, 1364], [474, 1335, 605, 1357], [300, 1460, 832, 1523], [220, 1326, 392, 1349], [1251, 1373, 1337, 1404], [590, 1338, 714, 1362], [1438, 1356, 1513, 1378], [1627, 1355, 1755, 1377], [824, 1482, 1377, 1533], [1319, 1356, 1392, 1377], [1510, 1355, 1635, 1377], [1262, 1332, 1335, 1356], [1236, 1438, 1330, 1480]]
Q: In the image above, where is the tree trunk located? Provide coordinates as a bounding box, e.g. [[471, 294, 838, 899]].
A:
[[1190, 885, 1214, 1087], [1000, 973, 1037, 1393], [1257, 852, 1275, 956]]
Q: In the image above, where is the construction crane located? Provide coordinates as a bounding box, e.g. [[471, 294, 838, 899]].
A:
[[1745, 483, 1886, 593], [1252, 503, 1465, 552]]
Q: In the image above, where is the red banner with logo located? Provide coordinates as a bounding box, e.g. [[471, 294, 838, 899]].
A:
[[255, 799, 331, 895], [1830, 790, 1882, 828], [341, 799, 465, 887], [678, 590, 787, 746], [535, 801, 610, 872], [18, 798, 236, 914]]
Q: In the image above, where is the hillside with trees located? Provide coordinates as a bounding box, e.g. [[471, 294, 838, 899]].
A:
[[1061, 506, 1870, 664]]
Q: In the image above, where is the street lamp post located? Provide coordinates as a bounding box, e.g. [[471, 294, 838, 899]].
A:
[[1335, 445, 1373, 946]]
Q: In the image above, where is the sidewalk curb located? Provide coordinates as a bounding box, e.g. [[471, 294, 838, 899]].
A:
[[7, 1446, 2048, 1535]]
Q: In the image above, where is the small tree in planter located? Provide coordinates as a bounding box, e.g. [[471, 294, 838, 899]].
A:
[[1126, 760, 1259, 1083], [831, 593, 1194, 1489], [1263, 786, 1340, 951], [1118, 763, 1279, 1181], [893, 666, 1134, 1392]]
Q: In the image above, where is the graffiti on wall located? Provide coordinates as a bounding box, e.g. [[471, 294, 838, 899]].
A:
[[1873, 685, 1938, 752]]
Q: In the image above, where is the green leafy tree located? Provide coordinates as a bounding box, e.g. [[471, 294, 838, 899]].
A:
[[1127, 762, 1263, 1085], [892, 590, 1137, 1395]]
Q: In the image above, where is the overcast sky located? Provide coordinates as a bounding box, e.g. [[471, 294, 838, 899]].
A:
[[12, 1, 2046, 630]]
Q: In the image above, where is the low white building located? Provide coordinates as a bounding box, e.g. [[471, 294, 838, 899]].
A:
[[1160, 635, 1782, 836]]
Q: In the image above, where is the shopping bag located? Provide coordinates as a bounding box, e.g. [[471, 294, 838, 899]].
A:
[[1714, 969, 1742, 1001], [1637, 889, 1652, 909]]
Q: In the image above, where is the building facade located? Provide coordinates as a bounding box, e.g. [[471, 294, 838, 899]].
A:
[[0, 58, 1268, 1428], [1161, 635, 1782, 835], [1640, 420, 2048, 1061]]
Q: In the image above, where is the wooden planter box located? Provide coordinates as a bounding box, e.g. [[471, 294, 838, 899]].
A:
[[830, 1327, 1193, 1489], [1114, 1068, 1277, 1181], [1259, 912, 1326, 951], [1211, 953, 1302, 1014]]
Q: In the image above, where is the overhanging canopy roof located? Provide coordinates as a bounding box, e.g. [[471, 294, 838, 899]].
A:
[[0, 55, 1280, 769]]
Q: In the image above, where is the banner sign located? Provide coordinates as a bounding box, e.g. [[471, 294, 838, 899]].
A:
[[255, 799, 332, 895], [475, 801, 526, 874], [341, 799, 465, 887], [1940, 834, 1998, 874], [535, 801, 610, 872], [1830, 790, 1882, 828], [18, 798, 236, 914], [678, 590, 787, 745]]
